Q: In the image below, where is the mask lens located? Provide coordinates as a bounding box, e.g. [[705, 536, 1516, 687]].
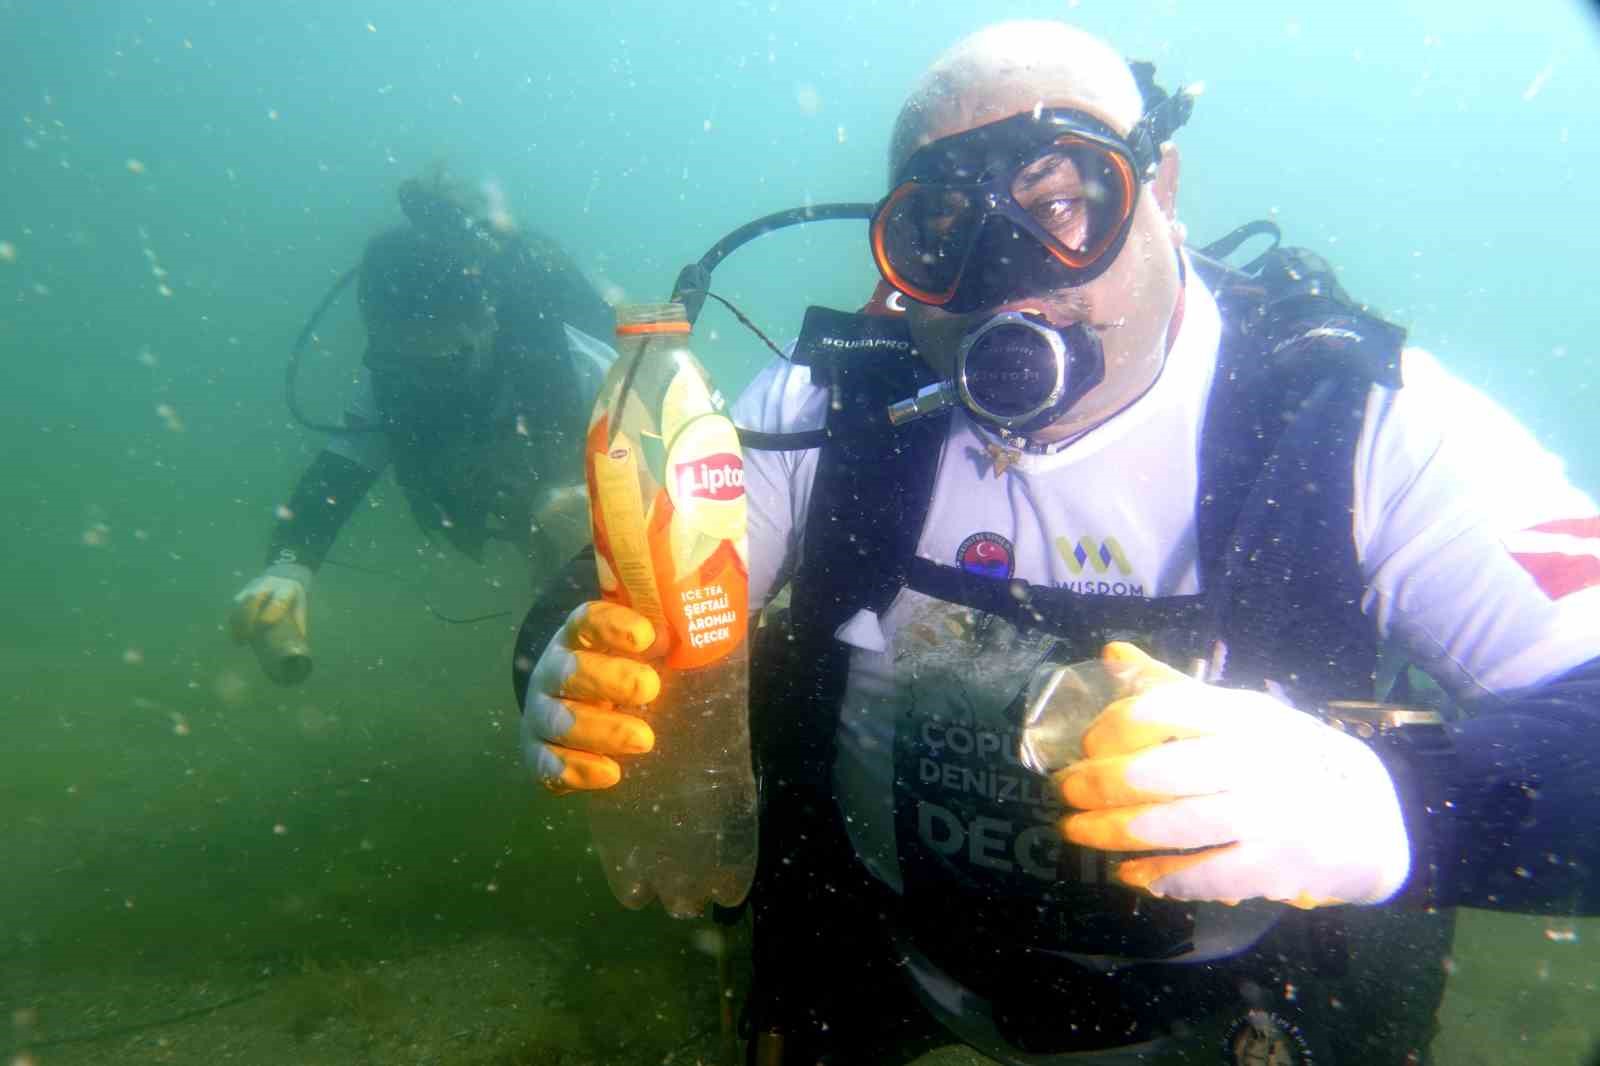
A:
[[961, 320, 1064, 420], [1009, 138, 1136, 268], [873, 183, 984, 304]]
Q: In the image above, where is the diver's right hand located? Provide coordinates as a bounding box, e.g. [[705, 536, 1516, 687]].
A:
[[522, 601, 660, 794], [229, 564, 312, 644]]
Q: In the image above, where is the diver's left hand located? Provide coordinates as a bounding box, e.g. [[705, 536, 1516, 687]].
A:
[[532, 484, 593, 561], [1058, 642, 1411, 909]]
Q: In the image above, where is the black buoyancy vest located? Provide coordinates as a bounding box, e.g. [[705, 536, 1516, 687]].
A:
[[746, 247, 1408, 971], [758, 247, 1404, 781], [370, 331, 589, 561]]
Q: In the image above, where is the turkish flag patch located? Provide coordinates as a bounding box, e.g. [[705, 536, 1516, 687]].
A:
[[1503, 517, 1600, 600]]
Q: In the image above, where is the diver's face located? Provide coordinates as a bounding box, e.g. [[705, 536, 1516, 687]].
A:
[[901, 85, 1183, 442], [367, 306, 498, 365]]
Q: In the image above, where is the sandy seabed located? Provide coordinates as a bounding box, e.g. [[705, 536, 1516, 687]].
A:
[[6, 910, 1599, 1066]]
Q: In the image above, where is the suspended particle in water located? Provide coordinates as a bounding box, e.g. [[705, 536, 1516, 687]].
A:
[[82, 522, 110, 547], [155, 403, 184, 432], [1544, 923, 1579, 944], [275, 503, 294, 521], [1516, 62, 1555, 104], [214, 670, 248, 705], [482, 177, 514, 233], [170, 713, 190, 737], [136, 345, 158, 367], [691, 925, 726, 958], [0, 240, 15, 262], [794, 82, 821, 116], [125, 158, 145, 174], [273, 823, 288, 836], [122, 647, 144, 665]]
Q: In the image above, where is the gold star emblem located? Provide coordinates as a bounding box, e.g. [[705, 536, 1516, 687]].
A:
[[984, 441, 1022, 478]]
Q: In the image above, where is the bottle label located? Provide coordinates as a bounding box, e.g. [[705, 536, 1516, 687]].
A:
[[586, 396, 748, 671], [674, 452, 743, 502], [657, 411, 747, 669], [657, 537, 747, 670], [586, 422, 668, 635], [665, 414, 747, 543]]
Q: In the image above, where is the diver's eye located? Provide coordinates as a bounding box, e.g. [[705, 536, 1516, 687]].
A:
[[1031, 197, 1082, 228], [1027, 197, 1091, 252]]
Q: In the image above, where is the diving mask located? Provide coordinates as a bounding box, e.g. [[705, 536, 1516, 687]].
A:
[[871, 107, 1162, 314]]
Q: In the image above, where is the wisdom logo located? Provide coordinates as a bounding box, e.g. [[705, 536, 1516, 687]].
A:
[[1056, 536, 1132, 576], [1054, 535, 1142, 596]]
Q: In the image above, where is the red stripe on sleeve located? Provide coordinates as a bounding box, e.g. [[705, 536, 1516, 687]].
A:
[[1509, 551, 1600, 600], [1529, 516, 1600, 539]]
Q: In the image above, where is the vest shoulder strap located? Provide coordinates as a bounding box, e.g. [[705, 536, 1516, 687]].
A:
[[1195, 247, 1405, 697]]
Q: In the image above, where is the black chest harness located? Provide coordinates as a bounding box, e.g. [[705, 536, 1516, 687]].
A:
[[744, 244, 1408, 973]]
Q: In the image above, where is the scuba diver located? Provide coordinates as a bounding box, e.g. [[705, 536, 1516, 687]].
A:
[[515, 20, 1600, 1066], [229, 174, 615, 684]]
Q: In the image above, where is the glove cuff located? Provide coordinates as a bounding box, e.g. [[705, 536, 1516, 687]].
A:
[[264, 562, 314, 589], [513, 546, 599, 712], [1341, 711, 1457, 909]]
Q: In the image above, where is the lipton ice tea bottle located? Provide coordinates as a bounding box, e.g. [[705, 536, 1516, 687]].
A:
[[583, 301, 757, 918]]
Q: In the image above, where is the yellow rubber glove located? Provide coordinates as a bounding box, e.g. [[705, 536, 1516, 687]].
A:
[[1058, 642, 1411, 909], [229, 564, 311, 644], [521, 601, 661, 793]]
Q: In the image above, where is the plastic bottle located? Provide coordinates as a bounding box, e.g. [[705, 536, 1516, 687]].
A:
[[582, 301, 757, 918], [252, 615, 313, 686], [1018, 659, 1119, 774], [1020, 652, 1220, 772]]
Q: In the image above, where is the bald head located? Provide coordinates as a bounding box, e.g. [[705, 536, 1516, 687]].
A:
[[889, 22, 1144, 185]]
